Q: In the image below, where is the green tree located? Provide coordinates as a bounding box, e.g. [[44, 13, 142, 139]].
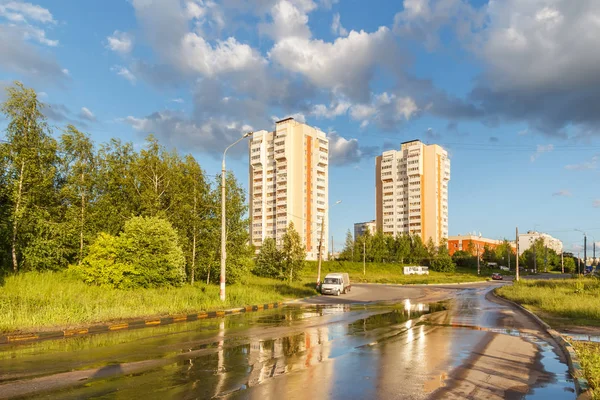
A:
[[59, 125, 96, 264], [430, 253, 456, 272], [371, 230, 388, 262], [409, 234, 428, 264], [73, 216, 186, 289], [452, 250, 477, 268], [394, 234, 411, 264], [1, 81, 61, 272], [563, 256, 576, 273], [169, 154, 211, 284], [339, 230, 354, 261], [253, 237, 282, 279], [206, 172, 253, 284], [95, 139, 139, 235], [281, 222, 306, 283]]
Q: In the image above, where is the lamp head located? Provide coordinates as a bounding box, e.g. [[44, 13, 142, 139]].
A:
[[243, 131, 254, 138]]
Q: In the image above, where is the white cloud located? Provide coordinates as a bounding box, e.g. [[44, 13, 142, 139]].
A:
[[110, 65, 136, 84], [552, 190, 571, 197], [106, 30, 134, 54], [270, 26, 400, 101], [565, 155, 598, 171], [530, 144, 554, 162], [181, 35, 266, 76], [311, 99, 351, 119], [271, 113, 306, 123], [349, 92, 418, 129], [0, 1, 55, 24], [79, 107, 96, 122], [260, 0, 312, 40], [331, 13, 347, 36], [171, 98, 184, 104], [122, 110, 255, 155], [327, 131, 379, 165]]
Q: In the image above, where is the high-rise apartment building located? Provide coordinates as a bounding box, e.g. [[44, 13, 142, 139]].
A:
[[249, 118, 329, 260], [354, 220, 376, 240], [375, 140, 450, 245]]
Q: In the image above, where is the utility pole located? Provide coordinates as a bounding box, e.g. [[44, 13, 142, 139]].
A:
[[533, 242, 537, 274], [584, 234, 587, 270], [515, 227, 519, 282], [317, 215, 325, 285], [578, 252, 581, 274], [363, 240, 366, 276], [477, 244, 480, 275], [331, 235, 334, 261]]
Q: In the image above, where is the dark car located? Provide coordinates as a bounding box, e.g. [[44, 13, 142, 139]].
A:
[[491, 273, 503, 280]]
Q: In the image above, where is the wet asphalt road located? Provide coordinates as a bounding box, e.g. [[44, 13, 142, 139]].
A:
[[0, 281, 576, 399]]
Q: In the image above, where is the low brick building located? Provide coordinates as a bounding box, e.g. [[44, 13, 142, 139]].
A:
[[447, 235, 515, 257]]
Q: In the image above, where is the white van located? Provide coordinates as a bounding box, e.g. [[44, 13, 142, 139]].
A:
[[321, 273, 351, 296]]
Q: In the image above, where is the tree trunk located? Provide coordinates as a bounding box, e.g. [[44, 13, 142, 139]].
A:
[[206, 263, 211, 285], [191, 231, 196, 285], [79, 172, 85, 264], [11, 160, 25, 272]]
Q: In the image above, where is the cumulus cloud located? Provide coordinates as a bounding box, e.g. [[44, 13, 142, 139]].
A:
[[0, 1, 55, 24], [122, 110, 254, 156], [260, 0, 312, 40], [78, 107, 96, 122], [327, 131, 378, 166], [270, 27, 401, 101], [110, 65, 136, 84], [0, 2, 66, 83], [552, 190, 571, 197], [331, 13, 347, 36], [349, 92, 418, 130], [565, 155, 598, 171], [311, 99, 351, 119], [106, 30, 134, 54], [530, 144, 554, 162]]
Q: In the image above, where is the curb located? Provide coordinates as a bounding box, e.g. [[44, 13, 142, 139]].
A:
[[491, 290, 591, 399], [286, 294, 320, 303], [355, 280, 491, 287], [0, 302, 282, 346]]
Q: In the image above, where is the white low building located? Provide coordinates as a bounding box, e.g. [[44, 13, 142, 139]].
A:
[[518, 231, 563, 255]]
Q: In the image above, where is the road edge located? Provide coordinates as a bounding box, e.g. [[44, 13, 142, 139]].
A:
[[0, 302, 283, 346], [491, 289, 592, 399], [354, 280, 490, 287]]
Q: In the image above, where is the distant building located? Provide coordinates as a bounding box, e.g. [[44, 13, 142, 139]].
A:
[[249, 118, 329, 261], [518, 231, 563, 255], [354, 220, 376, 240], [375, 140, 450, 245], [448, 235, 515, 257]]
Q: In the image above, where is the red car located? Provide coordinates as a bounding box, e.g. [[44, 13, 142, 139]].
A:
[[491, 273, 503, 280]]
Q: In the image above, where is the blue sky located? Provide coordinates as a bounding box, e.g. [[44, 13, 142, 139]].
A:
[[1, 0, 600, 254]]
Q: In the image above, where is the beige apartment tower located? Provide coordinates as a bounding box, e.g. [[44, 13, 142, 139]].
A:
[[249, 118, 329, 260], [376, 140, 450, 245]]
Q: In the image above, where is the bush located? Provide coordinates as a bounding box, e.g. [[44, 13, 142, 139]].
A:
[[430, 255, 456, 273], [72, 216, 186, 289]]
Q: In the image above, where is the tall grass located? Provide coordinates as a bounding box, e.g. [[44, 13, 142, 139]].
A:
[[496, 278, 600, 326], [302, 260, 486, 285], [0, 271, 315, 333], [572, 341, 600, 399]]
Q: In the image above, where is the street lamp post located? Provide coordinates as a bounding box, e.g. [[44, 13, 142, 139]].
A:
[[317, 200, 341, 286], [575, 229, 587, 274], [220, 132, 253, 302]]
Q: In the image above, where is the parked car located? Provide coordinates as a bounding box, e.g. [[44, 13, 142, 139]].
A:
[[499, 266, 510, 271], [320, 273, 351, 296], [491, 273, 503, 280]]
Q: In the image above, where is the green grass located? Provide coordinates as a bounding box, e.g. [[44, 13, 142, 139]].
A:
[[0, 261, 487, 334], [496, 278, 600, 327], [302, 260, 487, 285], [572, 341, 600, 399], [0, 271, 315, 333]]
